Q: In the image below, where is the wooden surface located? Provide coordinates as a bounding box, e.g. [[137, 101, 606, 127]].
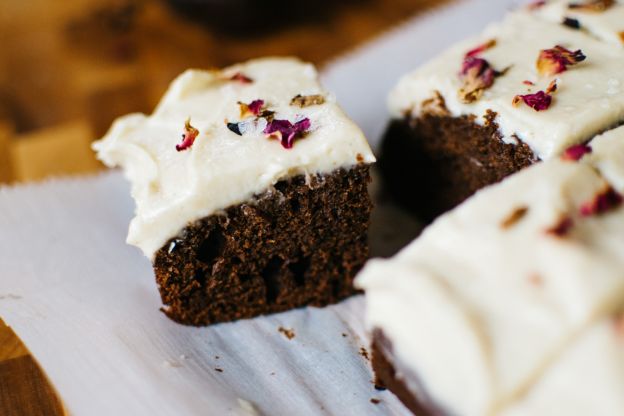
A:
[[0, 0, 447, 413]]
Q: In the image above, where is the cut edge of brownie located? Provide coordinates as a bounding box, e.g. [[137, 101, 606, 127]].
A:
[[153, 164, 372, 326], [371, 329, 440, 416], [379, 96, 538, 222]]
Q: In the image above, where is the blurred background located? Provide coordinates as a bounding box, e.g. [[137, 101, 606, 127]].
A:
[[0, 0, 443, 185]]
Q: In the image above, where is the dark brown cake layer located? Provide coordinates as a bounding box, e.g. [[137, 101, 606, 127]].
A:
[[379, 112, 537, 222], [372, 329, 438, 416], [153, 164, 372, 326]]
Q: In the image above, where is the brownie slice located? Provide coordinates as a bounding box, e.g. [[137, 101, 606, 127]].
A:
[[154, 165, 372, 326], [379, 112, 536, 222]]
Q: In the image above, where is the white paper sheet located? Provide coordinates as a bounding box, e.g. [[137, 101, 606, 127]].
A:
[[0, 1, 525, 414]]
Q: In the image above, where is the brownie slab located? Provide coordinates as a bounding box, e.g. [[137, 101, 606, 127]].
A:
[[155, 165, 372, 325], [379, 112, 536, 221]]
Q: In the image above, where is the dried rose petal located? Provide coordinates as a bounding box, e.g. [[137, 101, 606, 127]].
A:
[[568, 0, 615, 12], [513, 90, 553, 111], [562, 17, 581, 29], [501, 206, 529, 228], [514, 79, 557, 111], [264, 118, 311, 149], [465, 39, 497, 58], [458, 57, 500, 103], [537, 45, 586, 76], [291, 94, 326, 108], [238, 99, 265, 118], [580, 187, 623, 216], [528, 0, 546, 9], [176, 118, 199, 151], [523, 80, 536, 86], [546, 216, 574, 236], [229, 72, 253, 83], [561, 143, 592, 161]]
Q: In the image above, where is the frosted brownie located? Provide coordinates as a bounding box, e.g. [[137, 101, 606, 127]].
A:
[[357, 125, 624, 415], [380, 0, 624, 220], [94, 57, 375, 326]]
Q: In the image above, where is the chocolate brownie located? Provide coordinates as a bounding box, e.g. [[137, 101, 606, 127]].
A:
[[94, 57, 376, 325], [154, 166, 372, 325], [382, 2, 624, 221]]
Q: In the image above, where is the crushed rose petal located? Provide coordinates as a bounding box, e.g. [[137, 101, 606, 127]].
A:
[[528, 0, 546, 9], [238, 99, 265, 118], [513, 80, 557, 111], [290, 94, 326, 108], [568, 0, 615, 12], [264, 118, 311, 149], [562, 143, 592, 161], [465, 39, 497, 58], [562, 17, 581, 29], [229, 72, 253, 83], [546, 216, 574, 236], [458, 57, 504, 103], [537, 45, 586, 76], [580, 186, 623, 216], [501, 206, 529, 228], [175, 118, 199, 151], [523, 80, 536, 86]]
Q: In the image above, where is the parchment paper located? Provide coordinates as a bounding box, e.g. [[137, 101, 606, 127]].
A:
[[0, 1, 525, 414]]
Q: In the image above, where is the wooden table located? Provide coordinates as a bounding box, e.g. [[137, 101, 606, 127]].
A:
[[0, 0, 446, 413]]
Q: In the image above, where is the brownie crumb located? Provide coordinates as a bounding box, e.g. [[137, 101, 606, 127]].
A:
[[370, 398, 381, 405], [278, 327, 295, 340], [341, 333, 348, 338], [359, 347, 370, 361], [501, 206, 529, 228], [214, 368, 224, 373]]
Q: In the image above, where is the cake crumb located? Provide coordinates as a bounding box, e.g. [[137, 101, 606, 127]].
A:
[[0, 294, 22, 300], [341, 333, 348, 338], [359, 347, 370, 361], [215, 367, 224, 373], [356, 153, 364, 163], [215, 355, 220, 360], [278, 326, 295, 340], [370, 398, 381, 405]]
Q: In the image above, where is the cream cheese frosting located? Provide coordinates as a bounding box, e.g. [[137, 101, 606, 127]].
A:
[[356, 126, 624, 415], [93, 57, 375, 259], [388, 4, 624, 160], [535, 0, 624, 47]]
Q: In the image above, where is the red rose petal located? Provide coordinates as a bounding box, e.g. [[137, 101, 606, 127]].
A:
[[561, 143, 592, 161], [458, 57, 500, 103], [264, 117, 311, 149], [465, 39, 497, 58], [537, 45, 586, 76], [580, 187, 623, 217], [175, 118, 199, 151], [546, 216, 575, 237], [229, 72, 253, 83], [513, 90, 553, 111]]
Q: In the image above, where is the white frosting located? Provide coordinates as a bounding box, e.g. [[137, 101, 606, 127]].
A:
[[536, 0, 624, 47], [501, 315, 624, 416], [388, 7, 624, 160], [93, 57, 375, 259], [357, 126, 624, 415]]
